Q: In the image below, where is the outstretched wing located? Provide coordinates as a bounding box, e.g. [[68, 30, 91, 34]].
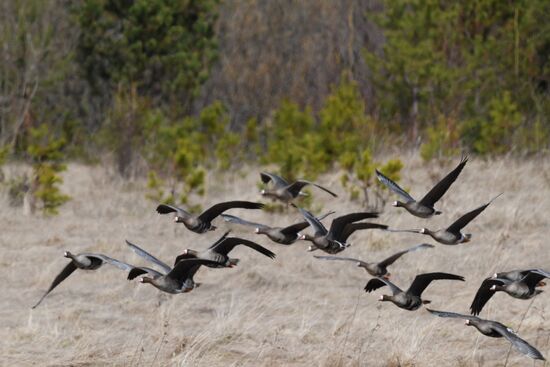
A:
[[493, 323, 546, 360], [339, 222, 388, 243], [127, 266, 164, 280], [314, 255, 369, 268], [88, 253, 134, 272], [521, 270, 550, 288], [167, 259, 220, 286], [376, 169, 415, 203], [378, 243, 434, 267], [446, 194, 501, 234], [125, 240, 171, 274], [407, 272, 464, 297], [328, 212, 380, 241], [293, 205, 328, 236], [212, 237, 276, 259], [426, 308, 479, 322], [286, 180, 337, 198], [198, 201, 264, 223], [419, 156, 468, 207], [32, 262, 77, 309], [469, 278, 505, 315], [221, 214, 269, 230], [364, 277, 403, 295], [260, 172, 289, 188], [156, 204, 191, 219]]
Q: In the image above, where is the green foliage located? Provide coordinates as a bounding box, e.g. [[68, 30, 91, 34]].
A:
[[473, 92, 523, 155], [367, 0, 550, 155], [420, 114, 461, 161], [27, 124, 70, 215], [76, 0, 219, 111]]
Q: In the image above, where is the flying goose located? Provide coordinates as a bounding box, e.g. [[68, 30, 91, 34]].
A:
[[294, 206, 387, 254], [156, 200, 264, 233], [314, 243, 434, 277], [175, 232, 276, 267], [376, 156, 468, 218], [364, 272, 465, 311], [221, 211, 334, 245], [32, 251, 133, 309], [427, 309, 545, 360], [259, 172, 337, 203], [470, 269, 550, 315], [391, 194, 501, 245], [133, 258, 219, 294]]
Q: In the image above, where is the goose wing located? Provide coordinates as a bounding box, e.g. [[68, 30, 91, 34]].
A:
[[339, 222, 388, 243], [86, 253, 134, 272], [493, 323, 545, 360], [198, 201, 264, 223], [328, 212, 380, 241], [426, 308, 479, 322], [378, 243, 434, 267], [469, 278, 506, 315], [376, 169, 415, 203], [32, 262, 77, 309], [294, 205, 328, 236], [156, 204, 191, 219], [419, 156, 468, 207], [364, 277, 403, 295], [314, 255, 369, 268], [446, 194, 501, 235], [260, 172, 289, 188], [407, 272, 465, 297], [211, 237, 276, 259], [128, 266, 164, 280], [521, 269, 550, 288], [221, 214, 269, 230], [286, 180, 338, 198], [167, 259, 220, 286], [125, 240, 171, 274]]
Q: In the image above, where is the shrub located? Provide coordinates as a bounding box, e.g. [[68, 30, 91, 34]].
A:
[[26, 124, 70, 215]]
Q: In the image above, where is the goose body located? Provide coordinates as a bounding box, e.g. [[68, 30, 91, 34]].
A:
[[260, 172, 337, 203], [156, 200, 264, 233], [427, 309, 545, 360], [314, 243, 433, 277], [470, 269, 549, 315], [376, 156, 468, 218], [365, 272, 465, 311], [32, 251, 133, 309]]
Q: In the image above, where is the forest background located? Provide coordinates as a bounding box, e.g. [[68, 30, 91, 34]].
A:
[[1, 0, 549, 214]]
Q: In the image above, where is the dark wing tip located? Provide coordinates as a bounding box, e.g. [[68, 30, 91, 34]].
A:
[[156, 204, 175, 214]]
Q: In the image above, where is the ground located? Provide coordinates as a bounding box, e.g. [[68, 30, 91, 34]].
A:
[[2, 154, 549, 366]]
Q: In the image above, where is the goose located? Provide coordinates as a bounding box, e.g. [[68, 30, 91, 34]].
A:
[[469, 269, 550, 315], [156, 200, 264, 233], [391, 194, 501, 245], [364, 272, 464, 311], [427, 309, 545, 360], [132, 258, 219, 294], [32, 251, 133, 309], [314, 243, 434, 277], [175, 232, 276, 267], [376, 156, 468, 218], [294, 205, 387, 254], [221, 211, 334, 245], [259, 172, 337, 203]]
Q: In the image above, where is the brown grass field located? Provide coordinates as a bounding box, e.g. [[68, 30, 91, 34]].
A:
[[2, 154, 550, 366]]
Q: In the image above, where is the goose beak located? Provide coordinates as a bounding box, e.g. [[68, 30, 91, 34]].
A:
[[383, 273, 391, 279], [538, 281, 547, 287], [392, 201, 398, 207], [419, 228, 426, 234], [174, 216, 179, 222], [139, 278, 145, 283], [492, 273, 498, 278], [378, 295, 385, 301], [260, 189, 266, 195], [299, 234, 306, 240], [490, 285, 497, 291], [63, 251, 69, 257], [254, 228, 260, 234], [465, 320, 470, 325]]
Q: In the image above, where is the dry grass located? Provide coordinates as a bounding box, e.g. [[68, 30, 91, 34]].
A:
[[2, 154, 550, 366]]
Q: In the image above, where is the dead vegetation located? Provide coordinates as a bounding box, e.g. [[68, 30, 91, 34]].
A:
[[1, 155, 549, 366]]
